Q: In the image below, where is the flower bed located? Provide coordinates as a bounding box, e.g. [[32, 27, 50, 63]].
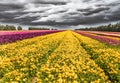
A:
[[0, 30, 61, 44], [76, 31, 120, 45]]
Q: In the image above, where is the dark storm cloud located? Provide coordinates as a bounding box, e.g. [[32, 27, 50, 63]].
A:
[[0, 3, 25, 23], [0, 3, 23, 11], [33, 0, 67, 5], [77, 8, 93, 12], [0, 0, 120, 28], [83, 7, 110, 16]]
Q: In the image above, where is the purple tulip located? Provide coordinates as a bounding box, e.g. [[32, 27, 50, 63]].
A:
[[0, 30, 61, 44]]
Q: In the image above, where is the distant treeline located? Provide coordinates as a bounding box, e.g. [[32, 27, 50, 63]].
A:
[[29, 27, 50, 30], [28, 27, 57, 30], [0, 25, 58, 31], [0, 25, 22, 30], [76, 23, 120, 32]]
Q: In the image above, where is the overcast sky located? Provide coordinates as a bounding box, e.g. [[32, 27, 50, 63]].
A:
[[0, 0, 120, 29]]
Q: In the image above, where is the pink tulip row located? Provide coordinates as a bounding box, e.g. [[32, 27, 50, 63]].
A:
[[104, 32, 120, 34], [88, 31, 120, 38], [76, 31, 120, 46], [0, 30, 61, 44], [0, 30, 55, 35]]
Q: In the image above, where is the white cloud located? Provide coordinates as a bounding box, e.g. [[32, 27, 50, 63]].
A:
[[0, 0, 29, 4], [32, 13, 64, 22], [4, 10, 18, 13]]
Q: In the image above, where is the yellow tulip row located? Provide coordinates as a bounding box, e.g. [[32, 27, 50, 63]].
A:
[[37, 31, 110, 83]]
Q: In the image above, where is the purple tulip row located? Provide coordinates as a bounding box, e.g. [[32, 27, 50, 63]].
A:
[[76, 31, 120, 46], [0, 30, 61, 44]]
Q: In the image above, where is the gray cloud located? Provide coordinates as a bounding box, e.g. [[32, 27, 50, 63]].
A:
[[0, 0, 120, 29], [33, 0, 68, 5], [82, 7, 110, 16]]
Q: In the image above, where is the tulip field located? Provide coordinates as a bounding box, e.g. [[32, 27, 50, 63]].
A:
[[0, 30, 120, 83]]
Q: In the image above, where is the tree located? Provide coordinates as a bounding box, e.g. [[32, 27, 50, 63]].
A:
[[18, 26, 22, 30]]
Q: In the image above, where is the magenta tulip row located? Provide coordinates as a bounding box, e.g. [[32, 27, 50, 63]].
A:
[[76, 31, 120, 46], [0, 30, 61, 44]]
